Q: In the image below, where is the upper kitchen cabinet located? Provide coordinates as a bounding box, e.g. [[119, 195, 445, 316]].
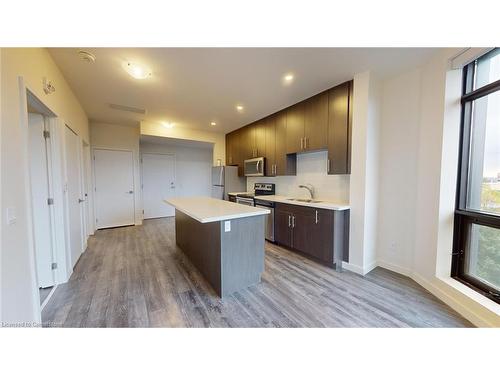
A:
[[327, 80, 352, 175], [264, 116, 276, 176], [226, 130, 239, 166], [275, 111, 296, 176], [239, 124, 255, 161], [285, 102, 305, 154], [254, 119, 266, 158], [304, 91, 328, 151]]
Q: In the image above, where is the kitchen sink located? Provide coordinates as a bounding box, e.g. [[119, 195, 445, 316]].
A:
[[287, 198, 323, 203]]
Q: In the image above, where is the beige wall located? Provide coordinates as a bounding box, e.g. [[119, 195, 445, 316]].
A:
[[1, 48, 89, 324], [90, 122, 142, 225], [140, 121, 225, 166]]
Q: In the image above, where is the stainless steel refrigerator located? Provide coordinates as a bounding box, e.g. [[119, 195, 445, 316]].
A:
[[211, 166, 246, 200]]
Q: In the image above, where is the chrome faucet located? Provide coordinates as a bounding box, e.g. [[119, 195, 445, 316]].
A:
[[299, 184, 315, 199]]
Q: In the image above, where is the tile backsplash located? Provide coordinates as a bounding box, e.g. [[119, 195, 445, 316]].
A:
[[247, 150, 350, 203]]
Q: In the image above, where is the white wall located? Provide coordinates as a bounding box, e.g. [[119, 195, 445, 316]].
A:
[[141, 120, 225, 166], [376, 50, 500, 326], [90, 122, 142, 225], [347, 71, 382, 275], [140, 142, 212, 201], [1, 48, 89, 325], [247, 150, 350, 202]]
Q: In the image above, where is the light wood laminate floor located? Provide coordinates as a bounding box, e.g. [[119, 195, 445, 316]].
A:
[[42, 218, 473, 327]]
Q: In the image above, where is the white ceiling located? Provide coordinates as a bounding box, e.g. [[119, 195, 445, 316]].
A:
[[49, 48, 439, 134]]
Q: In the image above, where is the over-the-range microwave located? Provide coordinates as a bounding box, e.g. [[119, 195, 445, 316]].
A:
[[244, 157, 265, 177]]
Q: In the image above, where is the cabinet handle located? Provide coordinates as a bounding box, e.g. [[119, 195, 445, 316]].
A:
[[305, 137, 308, 149], [292, 215, 296, 228], [274, 164, 277, 175], [327, 159, 331, 173], [315, 210, 318, 224], [288, 215, 291, 227], [300, 138, 303, 150]]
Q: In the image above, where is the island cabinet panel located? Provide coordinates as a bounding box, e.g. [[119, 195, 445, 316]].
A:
[[285, 102, 305, 154], [304, 91, 329, 151], [327, 81, 352, 175], [264, 116, 276, 176], [274, 202, 348, 268]]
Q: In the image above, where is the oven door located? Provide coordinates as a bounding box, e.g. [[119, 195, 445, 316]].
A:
[[244, 157, 265, 177], [236, 197, 255, 206]]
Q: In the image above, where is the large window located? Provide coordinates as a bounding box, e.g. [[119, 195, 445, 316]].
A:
[[452, 48, 500, 303]]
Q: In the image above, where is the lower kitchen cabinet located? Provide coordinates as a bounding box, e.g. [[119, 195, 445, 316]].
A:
[[274, 202, 349, 268]]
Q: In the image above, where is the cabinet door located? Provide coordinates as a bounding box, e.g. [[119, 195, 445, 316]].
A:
[[240, 124, 255, 161], [233, 128, 244, 176], [327, 81, 351, 174], [289, 205, 334, 263], [226, 131, 238, 165], [265, 116, 276, 176], [307, 208, 334, 263], [286, 102, 305, 154], [304, 91, 328, 151], [254, 120, 266, 157], [274, 204, 292, 248], [275, 111, 297, 176]]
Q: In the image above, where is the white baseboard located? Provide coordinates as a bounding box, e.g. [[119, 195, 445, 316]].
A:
[[376, 260, 412, 277], [342, 260, 377, 275]]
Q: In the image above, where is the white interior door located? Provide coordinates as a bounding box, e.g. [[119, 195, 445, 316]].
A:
[[94, 149, 135, 228], [65, 125, 84, 268], [142, 153, 176, 219], [28, 113, 55, 288]]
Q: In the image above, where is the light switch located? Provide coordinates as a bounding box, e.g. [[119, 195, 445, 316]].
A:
[[224, 221, 231, 232], [6, 207, 17, 225]]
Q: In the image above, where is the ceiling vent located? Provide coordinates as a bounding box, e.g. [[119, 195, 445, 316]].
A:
[[109, 103, 147, 115], [78, 50, 96, 63]]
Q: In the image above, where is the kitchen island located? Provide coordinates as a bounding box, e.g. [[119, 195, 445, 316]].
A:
[[165, 197, 270, 297]]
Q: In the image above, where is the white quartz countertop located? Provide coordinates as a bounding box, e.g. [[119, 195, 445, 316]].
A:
[[165, 197, 270, 223], [227, 192, 250, 196], [253, 195, 350, 211]]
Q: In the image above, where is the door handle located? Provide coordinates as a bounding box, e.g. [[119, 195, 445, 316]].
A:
[[78, 198, 84, 203], [127, 190, 134, 194]]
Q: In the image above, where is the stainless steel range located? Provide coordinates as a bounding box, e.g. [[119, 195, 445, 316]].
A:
[[234, 183, 275, 242]]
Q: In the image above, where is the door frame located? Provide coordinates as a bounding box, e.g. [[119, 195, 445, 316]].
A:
[[92, 147, 136, 229], [140, 152, 176, 220]]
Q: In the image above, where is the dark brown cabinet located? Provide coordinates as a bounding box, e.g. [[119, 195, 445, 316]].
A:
[[304, 91, 329, 151], [285, 102, 305, 154], [327, 81, 352, 175], [274, 202, 348, 267], [225, 80, 352, 177]]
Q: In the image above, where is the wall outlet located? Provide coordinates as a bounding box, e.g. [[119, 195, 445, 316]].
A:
[[224, 221, 231, 232], [6, 207, 17, 225]]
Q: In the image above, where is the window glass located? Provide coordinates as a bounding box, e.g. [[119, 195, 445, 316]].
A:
[[465, 224, 500, 291], [473, 48, 500, 91], [466, 90, 500, 215]]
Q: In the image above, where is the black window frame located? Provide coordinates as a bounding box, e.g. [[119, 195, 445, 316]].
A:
[[452, 48, 500, 304]]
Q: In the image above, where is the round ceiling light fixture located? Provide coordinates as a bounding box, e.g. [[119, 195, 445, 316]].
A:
[[236, 105, 244, 112], [123, 61, 152, 79], [78, 50, 96, 63], [283, 73, 294, 84], [210, 121, 217, 126]]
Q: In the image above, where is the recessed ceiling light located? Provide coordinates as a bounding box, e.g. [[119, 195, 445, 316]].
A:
[[283, 73, 294, 84], [123, 61, 152, 79], [210, 122, 217, 126], [162, 122, 174, 129], [236, 105, 244, 112]]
